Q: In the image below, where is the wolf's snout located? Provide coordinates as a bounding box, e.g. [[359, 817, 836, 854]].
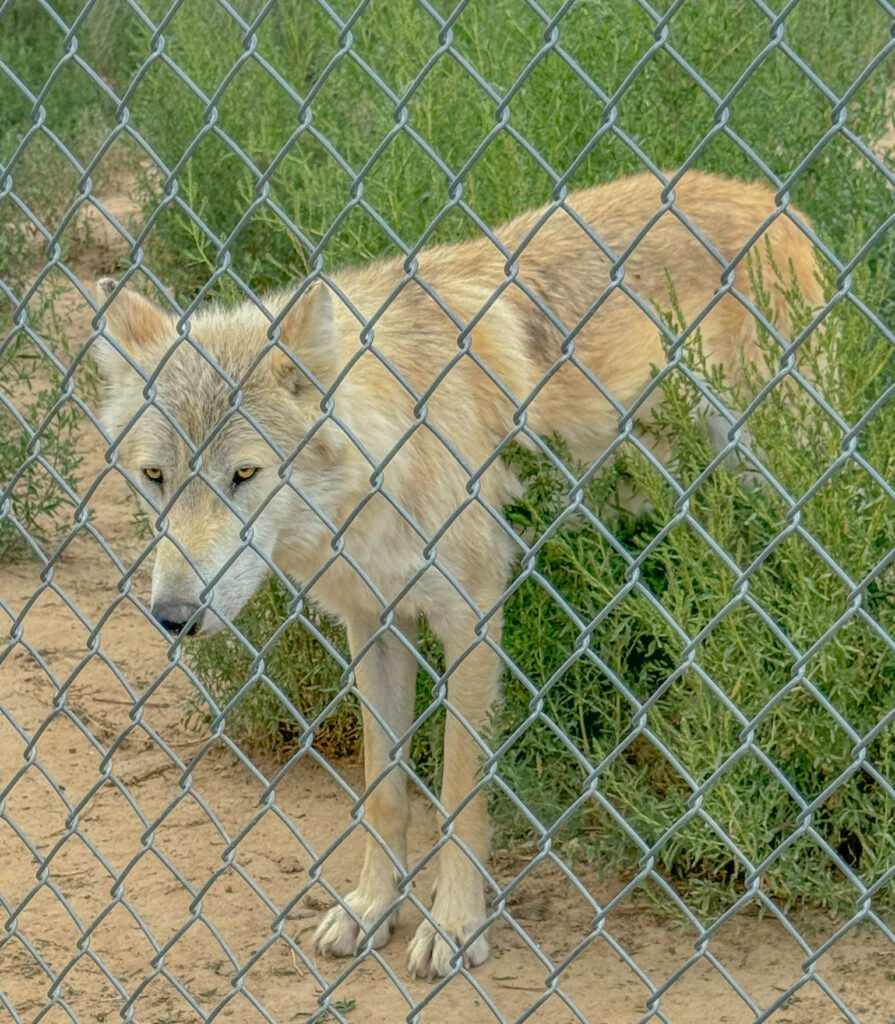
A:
[[152, 601, 205, 637]]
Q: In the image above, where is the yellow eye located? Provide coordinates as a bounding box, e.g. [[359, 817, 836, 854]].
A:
[[233, 466, 259, 485], [143, 467, 163, 483]]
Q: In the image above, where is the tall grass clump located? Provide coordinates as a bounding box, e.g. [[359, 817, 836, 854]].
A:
[[0, 0, 126, 272], [184, 591, 450, 785]]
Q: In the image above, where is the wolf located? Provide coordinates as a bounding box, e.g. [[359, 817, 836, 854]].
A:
[[91, 170, 823, 979]]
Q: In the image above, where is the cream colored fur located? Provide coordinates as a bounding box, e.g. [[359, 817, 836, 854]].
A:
[[91, 170, 823, 979]]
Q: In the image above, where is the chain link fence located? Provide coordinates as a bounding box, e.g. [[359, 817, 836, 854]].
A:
[[2, 1, 895, 1022]]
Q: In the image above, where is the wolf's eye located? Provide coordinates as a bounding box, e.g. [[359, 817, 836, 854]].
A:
[[233, 466, 259, 485], [143, 467, 163, 484]]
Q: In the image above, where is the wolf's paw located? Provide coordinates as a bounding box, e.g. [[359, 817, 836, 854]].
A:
[[406, 916, 490, 979], [313, 890, 398, 958]]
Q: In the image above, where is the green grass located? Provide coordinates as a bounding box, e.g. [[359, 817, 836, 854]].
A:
[[18, 0, 889, 292], [2, 0, 893, 915]]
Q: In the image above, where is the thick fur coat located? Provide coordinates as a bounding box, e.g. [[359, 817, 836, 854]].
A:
[[92, 170, 823, 978]]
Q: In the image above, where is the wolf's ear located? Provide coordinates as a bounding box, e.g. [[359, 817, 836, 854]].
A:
[[274, 282, 340, 391], [91, 277, 171, 378]]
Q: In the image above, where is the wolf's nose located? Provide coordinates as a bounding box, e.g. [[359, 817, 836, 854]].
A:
[[152, 602, 204, 637]]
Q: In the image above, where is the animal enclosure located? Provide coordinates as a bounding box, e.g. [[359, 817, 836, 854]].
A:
[[2, 1, 895, 1023]]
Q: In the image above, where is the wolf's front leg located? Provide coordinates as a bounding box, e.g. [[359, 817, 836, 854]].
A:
[[314, 616, 416, 957], [406, 614, 500, 978]]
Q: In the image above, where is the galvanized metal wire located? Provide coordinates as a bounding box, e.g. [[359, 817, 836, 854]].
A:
[[2, 1, 894, 1022]]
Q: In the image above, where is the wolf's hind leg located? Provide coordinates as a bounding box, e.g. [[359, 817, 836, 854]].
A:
[[314, 616, 416, 957]]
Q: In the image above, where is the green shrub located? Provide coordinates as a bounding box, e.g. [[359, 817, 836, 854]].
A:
[[183, 588, 358, 758], [0, 0, 123, 264], [184, 587, 450, 788], [69, 0, 893, 299], [494, 270, 895, 915]]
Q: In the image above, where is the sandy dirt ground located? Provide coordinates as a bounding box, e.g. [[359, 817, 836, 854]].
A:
[[2, 194, 895, 1024]]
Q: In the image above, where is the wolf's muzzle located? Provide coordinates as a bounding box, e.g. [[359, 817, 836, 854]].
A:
[[152, 601, 205, 637]]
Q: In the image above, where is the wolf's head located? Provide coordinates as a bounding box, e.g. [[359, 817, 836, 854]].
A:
[[92, 278, 348, 637]]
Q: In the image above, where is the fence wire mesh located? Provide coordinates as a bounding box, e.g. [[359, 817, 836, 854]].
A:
[[1, 0, 895, 1022]]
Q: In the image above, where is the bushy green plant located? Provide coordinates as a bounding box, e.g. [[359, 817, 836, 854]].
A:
[[0, 0, 123, 266], [493, 261, 895, 915], [183, 587, 358, 758], [184, 585, 450, 788]]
